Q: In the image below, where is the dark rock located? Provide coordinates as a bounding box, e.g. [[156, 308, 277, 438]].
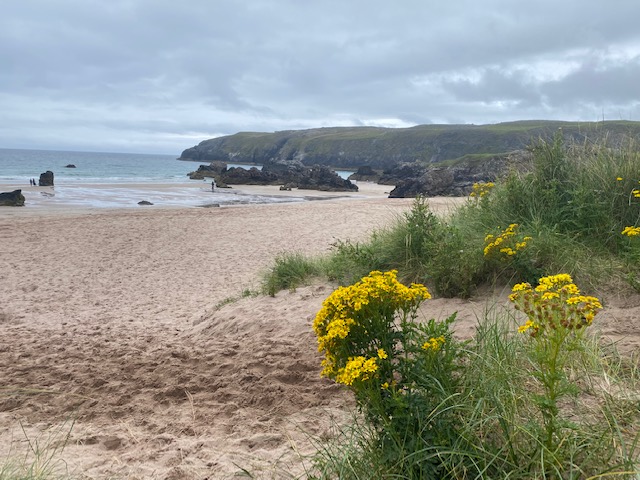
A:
[[379, 163, 427, 186], [0, 190, 25, 206], [191, 160, 358, 192], [388, 151, 533, 198], [295, 165, 358, 192], [65, 164, 76, 168], [138, 200, 154, 205], [187, 162, 227, 180], [349, 165, 381, 182], [222, 166, 279, 185], [39, 171, 54, 186]]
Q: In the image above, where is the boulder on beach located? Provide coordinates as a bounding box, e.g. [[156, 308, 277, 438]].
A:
[[138, 201, 154, 206], [39, 171, 54, 187], [0, 190, 25, 207]]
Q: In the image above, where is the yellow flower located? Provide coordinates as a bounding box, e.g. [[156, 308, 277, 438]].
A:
[[622, 226, 640, 237], [335, 356, 378, 385], [377, 348, 388, 359], [518, 319, 536, 333], [422, 336, 445, 352], [617, 177, 623, 181], [512, 282, 531, 292], [539, 274, 573, 286]]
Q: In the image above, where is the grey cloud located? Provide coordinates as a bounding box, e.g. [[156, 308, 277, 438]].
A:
[[2, 0, 640, 153], [542, 57, 640, 106]]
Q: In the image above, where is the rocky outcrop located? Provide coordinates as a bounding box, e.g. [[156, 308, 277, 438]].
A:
[[221, 167, 279, 185], [348, 165, 381, 182], [39, 171, 54, 187], [65, 164, 76, 168], [0, 190, 25, 206], [187, 162, 227, 180], [379, 163, 428, 186], [188, 161, 358, 192], [388, 151, 533, 198], [138, 201, 153, 206], [289, 165, 358, 192]]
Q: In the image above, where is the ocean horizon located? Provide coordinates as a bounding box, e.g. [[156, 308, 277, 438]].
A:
[[0, 147, 220, 185]]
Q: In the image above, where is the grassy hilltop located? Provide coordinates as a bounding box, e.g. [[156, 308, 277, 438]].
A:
[[179, 120, 640, 169]]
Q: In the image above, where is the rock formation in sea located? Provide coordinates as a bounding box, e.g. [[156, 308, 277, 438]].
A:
[[39, 171, 54, 187], [0, 190, 25, 206]]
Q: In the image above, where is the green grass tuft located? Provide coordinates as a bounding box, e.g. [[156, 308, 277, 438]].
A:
[[261, 252, 323, 296]]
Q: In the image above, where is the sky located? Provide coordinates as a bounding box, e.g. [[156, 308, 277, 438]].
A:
[[2, 1, 640, 155]]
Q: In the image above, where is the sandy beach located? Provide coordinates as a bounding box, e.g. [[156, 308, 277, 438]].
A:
[[0, 185, 638, 479]]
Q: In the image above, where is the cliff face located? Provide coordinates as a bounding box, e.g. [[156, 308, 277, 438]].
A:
[[178, 120, 640, 170]]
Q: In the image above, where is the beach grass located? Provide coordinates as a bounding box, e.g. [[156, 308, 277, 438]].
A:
[[0, 421, 75, 480], [263, 134, 640, 297], [260, 134, 640, 478]]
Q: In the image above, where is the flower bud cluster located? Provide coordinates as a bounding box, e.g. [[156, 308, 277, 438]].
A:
[[509, 274, 602, 335]]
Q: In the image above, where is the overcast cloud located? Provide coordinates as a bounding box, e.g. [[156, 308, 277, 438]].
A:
[[2, 0, 640, 154]]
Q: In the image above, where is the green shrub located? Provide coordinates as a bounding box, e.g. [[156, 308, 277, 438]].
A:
[[312, 270, 465, 477], [309, 272, 640, 479]]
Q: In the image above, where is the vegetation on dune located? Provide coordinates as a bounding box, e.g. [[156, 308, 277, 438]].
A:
[[263, 133, 640, 297], [261, 134, 640, 478]]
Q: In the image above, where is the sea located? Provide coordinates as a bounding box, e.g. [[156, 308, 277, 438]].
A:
[[0, 148, 354, 209]]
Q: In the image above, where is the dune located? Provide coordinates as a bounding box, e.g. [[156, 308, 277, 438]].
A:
[[0, 190, 637, 478]]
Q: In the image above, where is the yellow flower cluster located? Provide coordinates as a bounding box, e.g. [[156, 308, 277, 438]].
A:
[[484, 224, 532, 258], [622, 226, 640, 237], [313, 270, 431, 384], [469, 181, 495, 198], [509, 274, 602, 334], [421, 335, 445, 352], [335, 356, 379, 386]]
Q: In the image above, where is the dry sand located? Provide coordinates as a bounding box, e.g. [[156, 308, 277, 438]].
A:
[[0, 186, 638, 479]]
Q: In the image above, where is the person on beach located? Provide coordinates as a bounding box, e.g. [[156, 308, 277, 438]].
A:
[[211, 180, 216, 192]]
